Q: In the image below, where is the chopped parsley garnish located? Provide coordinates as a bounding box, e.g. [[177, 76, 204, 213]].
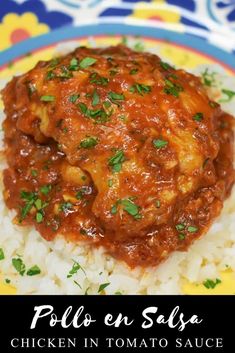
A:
[[160, 61, 174, 71], [69, 57, 79, 71], [155, 200, 161, 208], [110, 69, 119, 76], [60, 202, 73, 213], [5, 279, 11, 284], [201, 68, 216, 87], [164, 79, 183, 97], [153, 139, 168, 149], [69, 94, 80, 103], [76, 190, 84, 200], [58, 66, 73, 79], [78, 103, 109, 123], [121, 199, 141, 219], [0, 248, 5, 260], [111, 204, 118, 215], [209, 101, 217, 108], [79, 136, 98, 149], [90, 72, 109, 86], [46, 70, 56, 80], [40, 95, 55, 102], [111, 198, 142, 220], [187, 226, 198, 233], [49, 58, 60, 68], [67, 260, 85, 278], [36, 212, 43, 223], [40, 185, 52, 195], [175, 224, 185, 231], [134, 41, 145, 52], [20, 191, 37, 221], [219, 89, 235, 103], [27, 265, 41, 276], [108, 91, 125, 105], [108, 150, 125, 172], [178, 233, 185, 240], [92, 89, 100, 106], [203, 278, 221, 289], [31, 169, 38, 177], [193, 112, 204, 122], [12, 258, 26, 276], [98, 282, 110, 293], [130, 68, 138, 75], [108, 179, 113, 187], [130, 83, 151, 96], [79, 57, 97, 69], [115, 291, 123, 295]]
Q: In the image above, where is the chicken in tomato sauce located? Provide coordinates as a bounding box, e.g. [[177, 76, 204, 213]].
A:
[[1, 45, 234, 267]]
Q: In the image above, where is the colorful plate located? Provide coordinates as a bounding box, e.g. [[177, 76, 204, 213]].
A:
[[0, 20, 235, 294]]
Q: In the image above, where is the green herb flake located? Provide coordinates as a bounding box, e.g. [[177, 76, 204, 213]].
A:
[[111, 204, 118, 215], [129, 68, 138, 75], [164, 79, 183, 97], [60, 202, 73, 213], [178, 233, 185, 240], [69, 57, 79, 71], [201, 68, 217, 87], [130, 83, 151, 96], [74, 280, 82, 289], [209, 101, 217, 108], [40, 95, 55, 102], [187, 226, 198, 233], [90, 72, 109, 86], [219, 89, 235, 103], [79, 136, 98, 149], [108, 91, 125, 105], [98, 282, 110, 293], [5, 279, 11, 284], [31, 169, 38, 177], [67, 260, 85, 278], [76, 190, 84, 200], [69, 94, 80, 103], [36, 212, 43, 223], [115, 291, 123, 295], [155, 200, 161, 208], [203, 278, 221, 289], [160, 61, 174, 71], [12, 258, 26, 276], [40, 185, 52, 195], [108, 150, 125, 172], [46, 70, 56, 80], [134, 41, 145, 52], [20, 190, 37, 221], [175, 224, 185, 231], [80, 57, 97, 69], [153, 139, 168, 149], [92, 90, 100, 107], [0, 248, 5, 260], [121, 198, 141, 219], [27, 265, 41, 276], [108, 179, 113, 187], [193, 112, 204, 122]]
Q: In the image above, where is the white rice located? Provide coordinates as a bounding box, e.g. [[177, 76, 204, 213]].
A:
[[0, 41, 234, 294]]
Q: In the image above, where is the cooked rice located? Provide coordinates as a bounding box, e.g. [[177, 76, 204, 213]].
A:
[[0, 42, 234, 294]]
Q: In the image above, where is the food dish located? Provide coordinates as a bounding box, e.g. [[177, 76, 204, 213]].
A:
[[2, 44, 234, 269], [0, 25, 234, 290]]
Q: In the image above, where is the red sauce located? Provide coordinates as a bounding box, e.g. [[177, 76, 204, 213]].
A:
[[2, 45, 234, 267]]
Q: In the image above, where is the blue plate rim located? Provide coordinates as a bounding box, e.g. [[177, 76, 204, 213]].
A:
[[0, 22, 235, 71]]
